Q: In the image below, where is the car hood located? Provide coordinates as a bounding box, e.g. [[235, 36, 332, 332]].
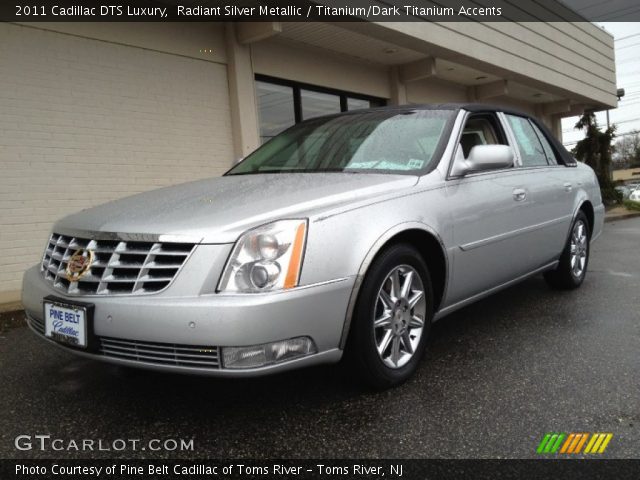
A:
[[55, 173, 418, 243]]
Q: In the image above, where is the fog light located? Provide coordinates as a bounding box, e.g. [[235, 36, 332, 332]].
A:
[[222, 337, 317, 369]]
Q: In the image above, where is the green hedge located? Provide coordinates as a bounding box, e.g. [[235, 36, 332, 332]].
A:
[[623, 200, 640, 212]]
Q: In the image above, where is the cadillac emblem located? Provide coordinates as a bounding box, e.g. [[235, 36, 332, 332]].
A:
[[65, 249, 94, 282]]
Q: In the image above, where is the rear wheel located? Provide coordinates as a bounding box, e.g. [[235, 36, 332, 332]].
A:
[[544, 211, 590, 290], [348, 244, 434, 389]]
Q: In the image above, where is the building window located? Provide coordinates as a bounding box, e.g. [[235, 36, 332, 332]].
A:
[[255, 75, 385, 143], [255, 81, 296, 143], [347, 97, 372, 111], [301, 89, 341, 120]]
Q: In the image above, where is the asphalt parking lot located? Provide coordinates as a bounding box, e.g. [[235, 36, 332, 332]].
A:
[[1, 218, 638, 460]]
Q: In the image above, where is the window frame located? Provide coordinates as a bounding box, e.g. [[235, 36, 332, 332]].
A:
[[255, 74, 386, 127], [447, 111, 514, 179], [459, 113, 508, 158]]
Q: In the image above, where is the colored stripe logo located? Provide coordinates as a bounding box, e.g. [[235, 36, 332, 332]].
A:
[[537, 433, 613, 454]]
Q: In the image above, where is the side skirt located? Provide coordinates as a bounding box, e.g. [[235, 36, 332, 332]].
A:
[[433, 261, 559, 322]]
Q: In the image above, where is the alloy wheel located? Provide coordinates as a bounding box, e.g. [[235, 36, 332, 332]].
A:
[[570, 219, 588, 278], [373, 265, 426, 369]]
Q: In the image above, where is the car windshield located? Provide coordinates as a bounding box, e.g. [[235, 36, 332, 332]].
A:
[[226, 109, 453, 175]]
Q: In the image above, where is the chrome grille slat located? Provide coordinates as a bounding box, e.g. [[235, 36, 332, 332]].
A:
[[95, 276, 172, 283], [100, 337, 220, 354], [146, 261, 185, 267], [92, 261, 182, 269], [101, 344, 219, 361], [133, 246, 156, 293], [99, 350, 220, 367], [50, 251, 66, 261], [40, 233, 194, 296], [99, 337, 220, 369], [137, 275, 175, 282], [26, 318, 220, 369], [105, 250, 189, 257]]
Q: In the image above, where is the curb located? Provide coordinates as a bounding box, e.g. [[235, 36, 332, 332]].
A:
[[604, 211, 640, 223]]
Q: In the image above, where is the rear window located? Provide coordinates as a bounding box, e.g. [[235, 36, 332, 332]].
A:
[[505, 114, 549, 167]]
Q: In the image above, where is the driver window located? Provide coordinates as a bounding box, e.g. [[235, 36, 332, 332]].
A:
[[459, 115, 505, 159]]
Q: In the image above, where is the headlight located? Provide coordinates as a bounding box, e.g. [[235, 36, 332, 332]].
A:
[[218, 219, 307, 293]]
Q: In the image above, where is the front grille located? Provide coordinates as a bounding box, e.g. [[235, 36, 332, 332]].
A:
[[41, 233, 194, 295], [26, 316, 221, 370], [99, 337, 221, 369]]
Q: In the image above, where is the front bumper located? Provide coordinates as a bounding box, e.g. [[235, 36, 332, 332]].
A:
[[22, 266, 353, 376]]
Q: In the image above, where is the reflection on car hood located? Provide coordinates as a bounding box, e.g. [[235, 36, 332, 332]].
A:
[[55, 173, 418, 243]]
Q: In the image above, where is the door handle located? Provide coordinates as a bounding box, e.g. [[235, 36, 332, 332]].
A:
[[563, 182, 573, 192], [513, 188, 527, 202]]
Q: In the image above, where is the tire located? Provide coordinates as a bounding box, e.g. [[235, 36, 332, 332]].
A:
[[544, 211, 590, 290], [347, 243, 434, 389]]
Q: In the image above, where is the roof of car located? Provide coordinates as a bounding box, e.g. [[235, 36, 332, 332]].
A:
[[354, 102, 531, 116]]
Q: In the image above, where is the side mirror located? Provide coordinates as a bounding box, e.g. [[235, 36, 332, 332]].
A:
[[235, 156, 244, 165], [454, 144, 514, 176]]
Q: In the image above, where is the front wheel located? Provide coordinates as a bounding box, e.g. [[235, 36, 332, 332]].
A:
[[348, 244, 434, 389], [544, 211, 590, 290]]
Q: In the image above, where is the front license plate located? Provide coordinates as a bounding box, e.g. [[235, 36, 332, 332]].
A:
[[44, 302, 87, 348]]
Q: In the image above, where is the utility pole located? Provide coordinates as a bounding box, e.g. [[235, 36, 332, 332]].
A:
[[608, 88, 626, 181]]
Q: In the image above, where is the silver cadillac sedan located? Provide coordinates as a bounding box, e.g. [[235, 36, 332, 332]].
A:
[[22, 104, 604, 388]]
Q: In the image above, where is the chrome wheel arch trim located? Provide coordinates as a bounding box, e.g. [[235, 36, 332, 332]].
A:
[[338, 221, 449, 350]]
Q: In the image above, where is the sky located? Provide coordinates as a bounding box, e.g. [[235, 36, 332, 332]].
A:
[[561, 22, 640, 149]]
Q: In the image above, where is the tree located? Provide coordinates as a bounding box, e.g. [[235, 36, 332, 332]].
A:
[[572, 112, 619, 204], [613, 130, 640, 169]]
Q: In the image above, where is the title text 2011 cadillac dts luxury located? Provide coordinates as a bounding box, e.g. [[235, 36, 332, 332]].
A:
[[22, 104, 604, 387]]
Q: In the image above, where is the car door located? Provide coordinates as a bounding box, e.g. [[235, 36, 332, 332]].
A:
[[443, 112, 542, 306], [501, 113, 574, 265]]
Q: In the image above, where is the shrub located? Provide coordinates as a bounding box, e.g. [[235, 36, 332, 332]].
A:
[[623, 199, 640, 212]]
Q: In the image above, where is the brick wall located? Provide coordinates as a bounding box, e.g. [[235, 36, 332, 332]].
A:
[[0, 23, 234, 301]]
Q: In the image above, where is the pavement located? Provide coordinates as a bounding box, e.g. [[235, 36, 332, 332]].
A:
[[0, 218, 638, 460]]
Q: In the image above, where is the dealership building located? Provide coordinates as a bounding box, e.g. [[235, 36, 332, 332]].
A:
[[0, 17, 617, 304]]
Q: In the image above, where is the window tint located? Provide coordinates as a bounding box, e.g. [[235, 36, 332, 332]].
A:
[[531, 122, 558, 165], [256, 81, 295, 143], [506, 115, 549, 167]]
